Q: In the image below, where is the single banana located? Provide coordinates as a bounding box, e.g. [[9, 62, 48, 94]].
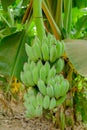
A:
[[30, 61, 36, 71], [32, 42, 42, 61], [49, 34, 56, 47], [36, 92, 43, 107], [60, 79, 69, 96], [44, 61, 50, 80], [32, 43, 39, 61], [49, 97, 56, 110], [32, 66, 39, 84], [46, 85, 54, 98], [25, 71, 34, 86], [29, 95, 37, 108], [37, 60, 43, 70], [64, 79, 69, 93], [41, 42, 50, 61], [55, 58, 64, 73], [40, 66, 47, 82], [56, 41, 63, 58], [23, 62, 30, 72], [50, 45, 57, 63], [43, 95, 50, 109], [37, 79, 47, 96], [21, 72, 28, 86], [47, 66, 56, 83], [24, 104, 35, 118], [25, 43, 34, 61], [35, 106, 43, 117], [54, 83, 61, 99]]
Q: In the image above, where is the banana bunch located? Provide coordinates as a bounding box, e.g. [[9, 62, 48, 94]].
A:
[[24, 89, 44, 118], [25, 34, 65, 63], [21, 60, 52, 87], [21, 61, 36, 87], [41, 34, 65, 63], [25, 37, 42, 62], [21, 33, 70, 119], [54, 78, 69, 99], [46, 74, 69, 99]]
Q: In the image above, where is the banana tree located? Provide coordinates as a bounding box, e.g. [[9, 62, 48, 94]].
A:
[[0, 0, 87, 127]]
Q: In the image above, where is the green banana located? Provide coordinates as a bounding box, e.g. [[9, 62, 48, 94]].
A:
[[46, 85, 54, 98], [55, 58, 64, 73], [21, 71, 34, 86], [40, 66, 47, 82], [41, 42, 50, 61], [24, 71, 34, 86], [32, 43, 39, 61], [56, 41, 63, 58], [47, 66, 56, 83], [64, 79, 69, 93], [60, 79, 69, 96], [35, 106, 43, 117], [36, 92, 43, 106], [32, 42, 42, 61], [38, 79, 47, 96], [32, 66, 39, 84], [54, 83, 63, 99], [44, 61, 50, 76], [21, 72, 28, 86], [24, 103, 35, 118], [42, 36, 49, 48], [29, 95, 37, 108], [23, 62, 30, 72], [43, 95, 50, 109], [30, 61, 36, 71], [50, 45, 57, 63], [37, 60, 43, 70], [35, 36, 42, 47], [47, 78, 55, 86], [49, 97, 56, 110], [25, 43, 34, 61], [49, 34, 56, 47]]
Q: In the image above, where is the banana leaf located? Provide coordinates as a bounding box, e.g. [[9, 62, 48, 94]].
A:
[[65, 39, 87, 77], [0, 30, 28, 80]]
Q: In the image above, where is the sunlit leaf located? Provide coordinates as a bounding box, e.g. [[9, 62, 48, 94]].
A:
[[65, 39, 87, 77]]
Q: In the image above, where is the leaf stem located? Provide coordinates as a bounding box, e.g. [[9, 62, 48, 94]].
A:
[[33, 0, 46, 41]]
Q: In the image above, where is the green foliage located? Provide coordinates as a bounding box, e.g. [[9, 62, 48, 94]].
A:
[[72, 74, 87, 122], [1, 0, 15, 11]]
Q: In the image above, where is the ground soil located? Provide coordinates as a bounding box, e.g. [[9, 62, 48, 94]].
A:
[[0, 92, 86, 130]]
